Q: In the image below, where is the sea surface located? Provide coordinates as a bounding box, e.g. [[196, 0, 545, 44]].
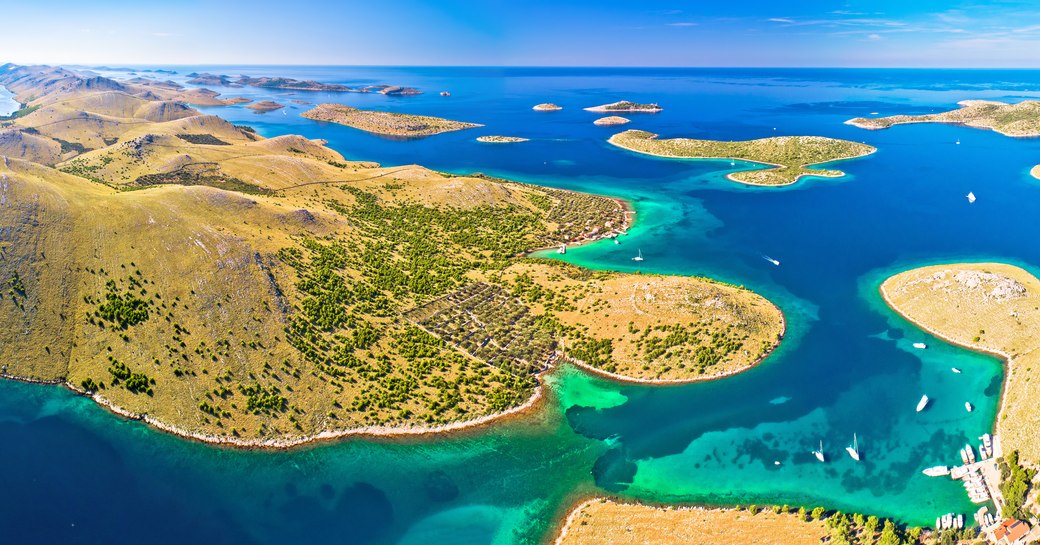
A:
[[5, 66, 1040, 544], [0, 84, 18, 116]]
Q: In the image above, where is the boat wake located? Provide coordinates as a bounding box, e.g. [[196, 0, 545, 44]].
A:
[[762, 255, 780, 266]]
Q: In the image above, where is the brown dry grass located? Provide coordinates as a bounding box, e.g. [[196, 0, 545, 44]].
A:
[[483, 263, 783, 382], [556, 499, 828, 545], [881, 263, 1040, 464]]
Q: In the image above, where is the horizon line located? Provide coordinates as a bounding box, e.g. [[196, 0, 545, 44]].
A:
[[8, 61, 1040, 71]]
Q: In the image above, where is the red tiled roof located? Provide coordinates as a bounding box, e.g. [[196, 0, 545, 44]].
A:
[[1006, 521, 1029, 542]]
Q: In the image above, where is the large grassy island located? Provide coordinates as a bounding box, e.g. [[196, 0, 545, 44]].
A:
[[301, 103, 482, 138], [881, 263, 1040, 465], [0, 64, 785, 446], [609, 130, 876, 186], [847, 100, 1040, 137]]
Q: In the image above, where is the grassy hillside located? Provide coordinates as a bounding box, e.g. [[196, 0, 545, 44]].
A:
[[0, 65, 785, 444]]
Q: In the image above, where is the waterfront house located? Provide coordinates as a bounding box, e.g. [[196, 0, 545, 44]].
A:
[[993, 519, 1030, 544]]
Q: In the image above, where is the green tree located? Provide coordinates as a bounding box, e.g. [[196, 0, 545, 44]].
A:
[[878, 519, 902, 545], [864, 515, 880, 540]]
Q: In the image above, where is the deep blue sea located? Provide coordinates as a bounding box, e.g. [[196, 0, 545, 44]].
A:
[[4, 66, 1040, 544]]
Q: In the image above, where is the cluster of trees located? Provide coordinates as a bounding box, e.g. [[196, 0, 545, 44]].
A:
[[999, 450, 1037, 519], [569, 337, 614, 370], [175, 133, 229, 146], [238, 383, 288, 414], [628, 320, 748, 369], [108, 360, 153, 395], [7, 271, 25, 305], [96, 279, 150, 328], [822, 510, 921, 545]]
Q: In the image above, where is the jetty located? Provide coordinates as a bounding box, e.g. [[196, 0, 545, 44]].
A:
[[945, 434, 1003, 508]]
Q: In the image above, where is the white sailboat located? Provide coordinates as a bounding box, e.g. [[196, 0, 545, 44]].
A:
[[913, 342, 927, 349], [813, 440, 825, 463], [632, 249, 644, 262], [846, 433, 861, 461], [917, 395, 929, 412], [966, 192, 976, 203], [557, 244, 566, 255], [965, 402, 973, 412], [951, 367, 962, 374], [762, 255, 780, 266]]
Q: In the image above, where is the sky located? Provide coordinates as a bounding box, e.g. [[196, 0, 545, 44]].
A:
[[3, 0, 1040, 67]]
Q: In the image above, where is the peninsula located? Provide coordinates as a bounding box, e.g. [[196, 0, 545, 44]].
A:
[[476, 135, 529, 143], [0, 64, 785, 446], [846, 100, 1040, 137], [608, 129, 877, 186], [881, 263, 1040, 466], [585, 100, 662, 113], [301, 103, 482, 138]]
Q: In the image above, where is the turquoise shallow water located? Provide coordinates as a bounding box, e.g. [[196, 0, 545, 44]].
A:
[[0, 85, 18, 116], [5, 67, 1040, 544]]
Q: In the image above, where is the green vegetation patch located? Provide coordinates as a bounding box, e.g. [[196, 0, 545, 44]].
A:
[[94, 279, 152, 329], [999, 450, 1036, 519], [134, 165, 273, 195], [404, 282, 557, 371], [0, 104, 40, 121], [176, 133, 230, 145]]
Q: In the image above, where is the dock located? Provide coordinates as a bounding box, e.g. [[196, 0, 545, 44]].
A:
[[949, 435, 1003, 509]]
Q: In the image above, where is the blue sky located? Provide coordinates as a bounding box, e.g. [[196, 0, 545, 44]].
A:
[[3, 0, 1040, 67]]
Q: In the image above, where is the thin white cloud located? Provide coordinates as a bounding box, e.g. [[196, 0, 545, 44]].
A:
[[667, 22, 697, 27], [867, 34, 882, 40], [768, 18, 795, 23]]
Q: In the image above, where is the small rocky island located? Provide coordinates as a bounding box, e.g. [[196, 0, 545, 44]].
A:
[[301, 103, 483, 137], [476, 136, 529, 143], [533, 103, 562, 111], [593, 116, 630, 126], [608, 129, 876, 186], [246, 100, 285, 112], [379, 86, 422, 96], [847, 99, 1040, 137], [585, 100, 662, 113]]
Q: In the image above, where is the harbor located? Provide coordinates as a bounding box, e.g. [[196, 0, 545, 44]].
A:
[[921, 433, 1040, 542]]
